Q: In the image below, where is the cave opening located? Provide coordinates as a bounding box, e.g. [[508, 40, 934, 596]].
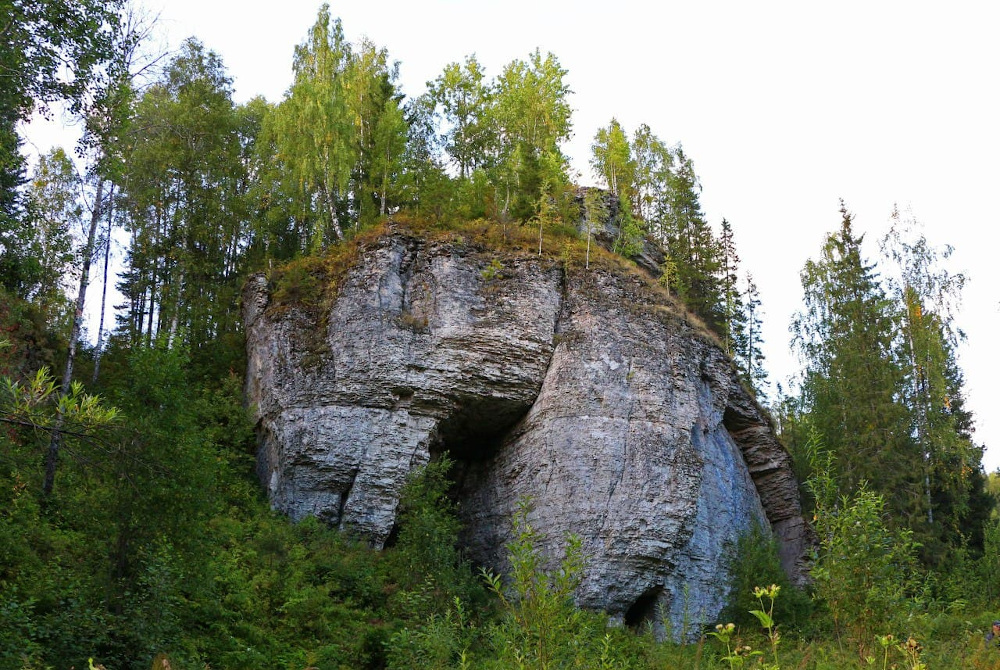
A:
[[383, 396, 529, 551], [624, 585, 663, 629], [429, 395, 532, 488]]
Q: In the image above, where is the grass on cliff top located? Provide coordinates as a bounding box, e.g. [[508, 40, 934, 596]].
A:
[[266, 211, 719, 346]]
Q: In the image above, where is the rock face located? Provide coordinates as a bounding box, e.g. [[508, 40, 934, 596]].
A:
[[244, 225, 811, 637]]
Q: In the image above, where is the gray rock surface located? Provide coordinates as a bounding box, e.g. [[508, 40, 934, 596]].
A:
[[244, 225, 811, 637]]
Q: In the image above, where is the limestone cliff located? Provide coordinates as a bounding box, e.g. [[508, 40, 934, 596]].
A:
[[243, 219, 811, 636]]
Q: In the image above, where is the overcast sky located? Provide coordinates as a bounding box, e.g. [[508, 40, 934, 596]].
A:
[[25, 1, 1000, 468]]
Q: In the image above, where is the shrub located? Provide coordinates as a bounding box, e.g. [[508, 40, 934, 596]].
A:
[[480, 500, 613, 669], [721, 523, 812, 632], [811, 484, 919, 659], [382, 457, 487, 615]]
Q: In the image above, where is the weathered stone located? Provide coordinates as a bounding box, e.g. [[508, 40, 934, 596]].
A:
[[244, 225, 811, 637]]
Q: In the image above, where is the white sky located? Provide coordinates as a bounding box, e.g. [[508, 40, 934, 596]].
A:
[[24, 1, 1000, 468]]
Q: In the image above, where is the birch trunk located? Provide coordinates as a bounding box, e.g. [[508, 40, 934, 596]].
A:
[[44, 179, 104, 496]]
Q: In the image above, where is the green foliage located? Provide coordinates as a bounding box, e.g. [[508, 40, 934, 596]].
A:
[[420, 48, 573, 223], [660, 145, 724, 331], [2, 366, 119, 434], [384, 458, 487, 611], [791, 203, 989, 572], [0, 288, 64, 381], [588, 119, 746, 344], [23, 147, 81, 323], [793, 204, 916, 522], [116, 38, 248, 354], [749, 584, 782, 669], [581, 187, 608, 269], [480, 500, 609, 669], [258, 4, 408, 249], [975, 518, 1000, 606], [708, 621, 762, 669], [721, 524, 811, 631], [0, 342, 257, 669], [386, 598, 476, 670], [879, 210, 987, 564], [809, 440, 920, 660], [0, 0, 123, 297], [188, 510, 394, 669], [4, 5, 998, 668], [492, 49, 573, 220], [737, 273, 768, 396], [591, 118, 635, 199], [612, 194, 645, 258], [426, 55, 494, 181]]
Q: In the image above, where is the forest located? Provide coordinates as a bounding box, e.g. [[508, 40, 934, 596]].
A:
[[2, 2, 1000, 668]]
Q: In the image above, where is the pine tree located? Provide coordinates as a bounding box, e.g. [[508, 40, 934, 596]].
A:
[[717, 218, 742, 355]]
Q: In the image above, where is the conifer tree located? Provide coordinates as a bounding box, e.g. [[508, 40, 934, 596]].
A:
[[717, 218, 742, 355], [738, 273, 768, 396], [659, 146, 723, 332], [792, 202, 918, 522]]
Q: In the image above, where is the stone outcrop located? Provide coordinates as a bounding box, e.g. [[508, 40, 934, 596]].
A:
[[244, 223, 811, 637]]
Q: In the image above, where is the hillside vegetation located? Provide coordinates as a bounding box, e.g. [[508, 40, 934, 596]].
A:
[[2, 2, 998, 668]]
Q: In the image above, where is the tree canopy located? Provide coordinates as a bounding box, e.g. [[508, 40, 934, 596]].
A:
[[1, 4, 994, 666]]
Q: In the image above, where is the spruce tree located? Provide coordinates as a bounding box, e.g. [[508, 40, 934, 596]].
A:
[[718, 218, 742, 355], [737, 272, 768, 397], [792, 202, 917, 520], [659, 147, 723, 333]]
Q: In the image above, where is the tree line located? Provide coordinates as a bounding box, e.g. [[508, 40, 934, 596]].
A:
[[3, 0, 991, 570], [1, 1, 997, 667], [589, 118, 767, 393], [3, 2, 770, 392], [778, 203, 991, 567]]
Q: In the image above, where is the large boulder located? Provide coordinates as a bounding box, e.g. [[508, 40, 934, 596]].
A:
[[244, 224, 811, 636]]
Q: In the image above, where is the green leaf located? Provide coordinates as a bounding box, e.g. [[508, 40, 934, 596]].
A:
[[749, 609, 773, 629]]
